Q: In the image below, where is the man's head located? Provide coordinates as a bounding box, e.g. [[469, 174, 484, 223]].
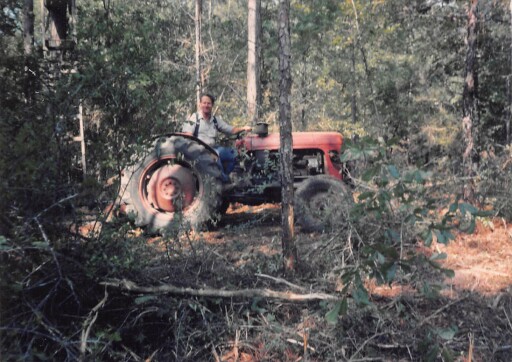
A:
[[199, 93, 215, 118]]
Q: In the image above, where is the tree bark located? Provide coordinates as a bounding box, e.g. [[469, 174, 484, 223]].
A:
[[299, 49, 308, 131], [507, 0, 512, 144], [195, 0, 203, 107], [278, 0, 297, 272], [23, 0, 34, 56], [462, 0, 479, 201], [247, 0, 261, 126], [350, 42, 358, 124], [23, 0, 35, 103]]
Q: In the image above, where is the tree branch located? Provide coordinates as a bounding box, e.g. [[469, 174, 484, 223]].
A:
[[102, 279, 339, 302]]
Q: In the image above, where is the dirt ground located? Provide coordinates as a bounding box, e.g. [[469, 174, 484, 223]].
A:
[[186, 203, 512, 361]]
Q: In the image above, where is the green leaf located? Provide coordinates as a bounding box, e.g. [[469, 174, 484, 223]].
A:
[[422, 229, 433, 247], [339, 147, 362, 162], [444, 230, 455, 241], [387, 164, 400, 179], [460, 218, 476, 234], [385, 263, 397, 283], [250, 298, 266, 313], [459, 203, 478, 215], [0, 236, 10, 251], [435, 326, 457, 340], [404, 214, 419, 223], [474, 210, 493, 217], [362, 165, 381, 182], [384, 228, 401, 243], [441, 268, 455, 278], [325, 299, 348, 325], [31, 241, 49, 248], [372, 243, 400, 259], [376, 252, 386, 264], [357, 191, 375, 200], [448, 201, 458, 213], [134, 295, 157, 305], [352, 284, 371, 306], [108, 331, 122, 342], [429, 252, 447, 261], [419, 282, 441, 299], [434, 230, 453, 244]]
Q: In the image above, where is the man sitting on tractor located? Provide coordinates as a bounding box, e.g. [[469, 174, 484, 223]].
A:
[[182, 93, 251, 181]]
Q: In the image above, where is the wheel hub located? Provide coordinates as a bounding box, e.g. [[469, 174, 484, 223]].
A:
[[146, 164, 196, 212]]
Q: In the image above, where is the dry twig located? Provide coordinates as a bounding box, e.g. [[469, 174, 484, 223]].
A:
[[255, 273, 306, 291], [417, 296, 467, 327]]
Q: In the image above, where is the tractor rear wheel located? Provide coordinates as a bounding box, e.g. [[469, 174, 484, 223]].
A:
[[295, 175, 353, 233], [120, 135, 223, 232]]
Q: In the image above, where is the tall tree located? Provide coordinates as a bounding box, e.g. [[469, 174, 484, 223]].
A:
[[23, 0, 34, 56], [23, 0, 35, 103], [462, 0, 480, 201], [247, 0, 261, 125], [278, 0, 297, 272], [508, 0, 512, 144], [195, 0, 203, 106]]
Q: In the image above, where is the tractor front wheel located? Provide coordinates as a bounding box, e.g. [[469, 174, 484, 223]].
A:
[[120, 136, 223, 232], [295, 175, 353, 233]]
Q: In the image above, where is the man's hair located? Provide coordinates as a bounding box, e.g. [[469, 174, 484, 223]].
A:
[[200, 93, 216, 104]]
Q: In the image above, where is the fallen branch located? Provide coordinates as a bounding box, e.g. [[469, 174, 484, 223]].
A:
[[80, 288, 108, 360], [102, 279, 339, 302]]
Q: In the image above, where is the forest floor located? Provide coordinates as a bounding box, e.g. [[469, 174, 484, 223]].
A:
[[98, 205, 512, 362], [121, 203, 512, 361]]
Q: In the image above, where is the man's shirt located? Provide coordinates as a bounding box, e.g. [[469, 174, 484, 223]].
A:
[[182, 113, 233, 147]]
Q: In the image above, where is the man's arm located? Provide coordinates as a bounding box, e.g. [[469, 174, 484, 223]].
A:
[[231, 126, 252, 134]]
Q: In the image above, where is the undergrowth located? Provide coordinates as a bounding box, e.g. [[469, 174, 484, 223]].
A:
[[2, 138, 511, 361]]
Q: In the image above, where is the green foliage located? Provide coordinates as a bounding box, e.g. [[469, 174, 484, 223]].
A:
[[325, 298, 348, 325], [477, 144, 512, 219], [418, 326, 458, 362], [336, 137, 482, 305]]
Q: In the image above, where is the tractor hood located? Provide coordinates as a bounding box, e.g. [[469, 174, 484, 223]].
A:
[[237, 132, 343, 152]]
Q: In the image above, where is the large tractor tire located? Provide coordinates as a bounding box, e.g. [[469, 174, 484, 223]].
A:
[[295, 175, 354, 233], [120, 135, 223, 232]]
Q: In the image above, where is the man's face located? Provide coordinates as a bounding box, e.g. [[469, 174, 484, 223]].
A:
[[200, 96, 213, 117]]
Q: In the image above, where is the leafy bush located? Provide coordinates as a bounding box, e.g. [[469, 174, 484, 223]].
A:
[[310, 137, 488, 311]]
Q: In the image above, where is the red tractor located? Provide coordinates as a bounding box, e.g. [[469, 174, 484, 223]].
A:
[[119, 125, 353, 232]]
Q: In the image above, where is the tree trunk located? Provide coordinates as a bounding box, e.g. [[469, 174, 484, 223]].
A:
[[462, 0, 479, 201], [278, 0, 297, 273], [350, 42, 358, 124], [247, 0, 261, 126], [23, 0, 34, 56], [299, 49, 308, 131], [23, 0, 35, 103], [348, 0, 381, 128], [195, 0, 203, 107], [507, 0, 512, 144]]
